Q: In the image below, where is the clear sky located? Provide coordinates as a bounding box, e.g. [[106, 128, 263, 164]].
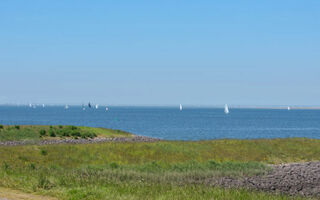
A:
[[0, 0, 319, 106]]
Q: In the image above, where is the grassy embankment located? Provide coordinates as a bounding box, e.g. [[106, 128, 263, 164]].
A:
[[1, 125, 320, 199], [0, 125, 132, 141]]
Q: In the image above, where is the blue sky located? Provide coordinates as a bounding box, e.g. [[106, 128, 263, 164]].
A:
[[0, 0, 319, 106]]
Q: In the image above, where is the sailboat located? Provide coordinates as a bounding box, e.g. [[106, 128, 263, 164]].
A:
[[105, 106, 109, 111], [65, 104, 69, 109], [179, 104, 183, 111], [224, 104, 229, 114], [88, 102, 92, 108], [287, 106, 291, 111], [82, 104, 86, 110], [29, 103, 32, 108], [42, 104, 45, 108], [95, 104, 99, 109]]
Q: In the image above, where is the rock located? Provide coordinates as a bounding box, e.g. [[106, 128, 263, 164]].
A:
[[0, 135, 161, 146], [208, 161, 320, 197]]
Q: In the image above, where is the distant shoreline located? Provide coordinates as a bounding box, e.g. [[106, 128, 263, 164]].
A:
[[1, 104, 320, 110]]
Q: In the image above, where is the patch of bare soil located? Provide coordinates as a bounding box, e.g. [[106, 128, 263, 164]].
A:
[[0, 187, 57, 200]]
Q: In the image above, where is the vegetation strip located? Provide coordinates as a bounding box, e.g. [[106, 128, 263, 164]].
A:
[[0, 125, 133, 142], [1, 126, 320, 199]]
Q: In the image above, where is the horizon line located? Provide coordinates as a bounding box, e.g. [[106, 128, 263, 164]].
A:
[[1, 103, 320, 109]]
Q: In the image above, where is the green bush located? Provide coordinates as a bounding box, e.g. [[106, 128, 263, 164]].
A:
[[49, 130, 56, 137], [80, 132, 97, 139], [59, 125, 63, 129], [55, 129, 63, 137], [0, 125, 3, 129], [71, 131, 81, 137], [15, 125, 20, 129], [39, 129, 46, 136], [62, 129, 71, 137]]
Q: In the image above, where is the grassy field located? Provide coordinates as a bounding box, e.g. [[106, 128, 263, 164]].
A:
[[1, 130, 320, 199], [0, 125, 132, 141]]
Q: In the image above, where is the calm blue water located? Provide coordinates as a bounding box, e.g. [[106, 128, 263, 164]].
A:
[[0, 106, 320, 140]]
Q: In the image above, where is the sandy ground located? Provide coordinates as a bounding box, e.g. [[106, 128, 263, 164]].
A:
[[0, 187, 57, 200]]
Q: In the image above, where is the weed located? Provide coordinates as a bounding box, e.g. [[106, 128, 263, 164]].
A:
[[29, 163, 36, 170], [110, 162, 119, 169], [41, 149, 48, 156], [2, 162, 9, 170]]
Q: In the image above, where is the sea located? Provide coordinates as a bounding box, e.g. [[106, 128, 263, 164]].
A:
[[0, 106, 320, 141]]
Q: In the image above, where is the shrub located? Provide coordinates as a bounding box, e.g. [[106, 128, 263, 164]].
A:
[[55, 129, 63, 137], [88, 132, 97, 138], [15, 125, 20, 129], [80, 132, 97, 139], [62, 129, 70, 137], [0, 125, 3, 129], [59, 125, 63, 129], [49, 130, 56, 137], [71, 131, 81, 137], [39, 129, 46, 136]]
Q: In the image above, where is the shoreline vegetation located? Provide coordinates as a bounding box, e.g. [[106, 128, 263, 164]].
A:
[[0, 125, 133, 142], [0, 125, 320, 199]]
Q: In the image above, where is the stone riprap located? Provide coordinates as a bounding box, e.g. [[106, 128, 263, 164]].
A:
[[208, 161, 320, 197], [0, 135, 161, 146]]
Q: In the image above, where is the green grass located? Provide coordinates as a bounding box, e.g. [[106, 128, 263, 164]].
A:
[[0, 125, 132, 141], [1, 137, 320, 199]]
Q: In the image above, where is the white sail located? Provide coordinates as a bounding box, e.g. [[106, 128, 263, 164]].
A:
[[42, 104, 45, 108], [287, 106, 291, 110], [65, 104, 69, 109], [224, 104, 229, 114], [95, 104, 99, 109], [179, 104, 183, 111], [29, 103, 32, 108], [105, 106, 109, 111]]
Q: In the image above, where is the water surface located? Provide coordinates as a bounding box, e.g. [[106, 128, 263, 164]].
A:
[[0, 106, 319, 140]]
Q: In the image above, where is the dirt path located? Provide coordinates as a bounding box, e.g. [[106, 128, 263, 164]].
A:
[[208, 161, 320, 197], [0, 187, 57, 200]]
